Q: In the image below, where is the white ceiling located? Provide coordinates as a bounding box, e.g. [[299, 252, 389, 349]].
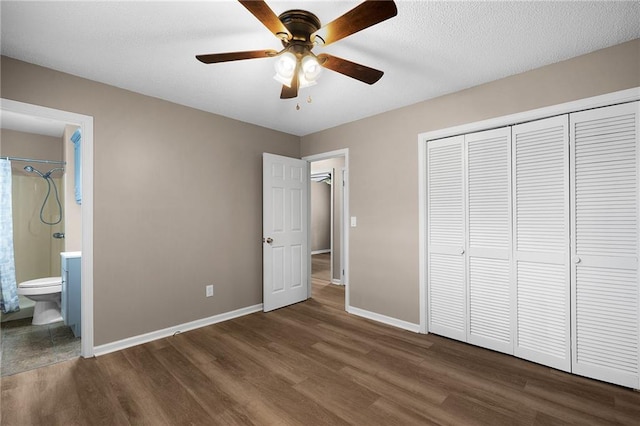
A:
[[1, 1, 639, 137]]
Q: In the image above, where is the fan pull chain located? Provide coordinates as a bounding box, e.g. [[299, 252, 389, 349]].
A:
[[296, 96, 314, 111]]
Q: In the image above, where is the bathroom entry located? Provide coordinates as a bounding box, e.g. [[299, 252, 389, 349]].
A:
[[0, 119, 82, 376]]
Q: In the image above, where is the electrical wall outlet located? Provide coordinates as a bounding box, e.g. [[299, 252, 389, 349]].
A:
[[206, 285, 214, 297]]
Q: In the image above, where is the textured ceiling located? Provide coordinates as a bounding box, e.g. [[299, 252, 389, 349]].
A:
[[1, 1, 639, 136]]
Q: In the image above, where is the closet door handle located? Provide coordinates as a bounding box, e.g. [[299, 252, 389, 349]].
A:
[[459, 249, 465, 255], [573, 256, 581, 264]]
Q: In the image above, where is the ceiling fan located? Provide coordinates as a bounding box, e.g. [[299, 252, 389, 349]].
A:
[[196, 0, 398, 99]]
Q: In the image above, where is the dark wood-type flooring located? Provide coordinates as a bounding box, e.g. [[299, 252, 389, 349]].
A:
[[1, 254, 639, 425]]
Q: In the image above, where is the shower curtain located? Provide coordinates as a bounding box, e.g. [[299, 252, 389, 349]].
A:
[[0, 159, 20, 313]]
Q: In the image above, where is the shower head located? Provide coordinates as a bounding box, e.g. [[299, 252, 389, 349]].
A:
[[24, 165, 45, 177], [24, 166, 46, 179]]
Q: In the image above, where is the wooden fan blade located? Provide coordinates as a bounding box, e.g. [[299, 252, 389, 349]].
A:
[[196, 49, 278, 64], [317, 54, 384, 85], [238, 0, 291, 40], [280, 84, 297, 99], [311, 0, 397, 46], [280, 61, 300, 99]]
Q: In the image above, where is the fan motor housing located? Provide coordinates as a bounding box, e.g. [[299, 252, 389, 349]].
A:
[[278, 9, 321, 45]]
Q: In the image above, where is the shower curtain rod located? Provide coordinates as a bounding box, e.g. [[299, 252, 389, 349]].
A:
[[1, 156, 66, 165]]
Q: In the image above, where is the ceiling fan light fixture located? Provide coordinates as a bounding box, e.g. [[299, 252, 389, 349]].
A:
[[301, 54, 322, 82], [298, 71, 317, 89], [273, 51, 297, 86]]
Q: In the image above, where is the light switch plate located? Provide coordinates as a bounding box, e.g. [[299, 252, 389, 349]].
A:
[[350, 216, 357, 227]]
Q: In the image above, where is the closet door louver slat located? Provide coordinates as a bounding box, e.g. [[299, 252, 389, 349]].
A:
[[466, 128, 513, 354], [427, 136, 466, 341], [570, 102, 640, 389], [513, 116, 571, 372]]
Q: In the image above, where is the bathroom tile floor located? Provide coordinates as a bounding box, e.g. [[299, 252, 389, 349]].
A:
[[0, 318, 80, 377]]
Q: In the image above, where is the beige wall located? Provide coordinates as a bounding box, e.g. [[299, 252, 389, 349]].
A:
[[62, 125, 82, 252], [310, 181, 331, 252], [1, 56, 300, 345], [1, 129, 65, 282], [301, 39, 640, 324]]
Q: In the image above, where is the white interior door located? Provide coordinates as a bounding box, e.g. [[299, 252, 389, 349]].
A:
[[570, 102, 640, 389], [263, 153, 309, 312], [427, 136, 467, 341], [512, 116, 571, 372]]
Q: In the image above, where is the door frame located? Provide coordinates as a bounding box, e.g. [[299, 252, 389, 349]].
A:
[[303, 149, 350, 311], [418, 87, 640, 334], [1, 98, 94, 357]]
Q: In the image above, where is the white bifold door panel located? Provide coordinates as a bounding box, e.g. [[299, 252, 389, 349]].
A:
[[465, 128, 513, 354], [512, 116, 571, 372], [427, 129, 512, 353], [427, 136, 467, 341], [426, 100, 640, 388], [263, 153, 309, 312], [570, 102, 640, 389]]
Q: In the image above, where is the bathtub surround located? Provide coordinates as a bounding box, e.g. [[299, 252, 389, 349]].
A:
[[0, 159, 20, 313], [0, 129, 65, 284]]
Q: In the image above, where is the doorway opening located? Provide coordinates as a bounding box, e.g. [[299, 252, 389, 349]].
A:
[[0, 99, 94, 374], [304, 149, 349, 311]]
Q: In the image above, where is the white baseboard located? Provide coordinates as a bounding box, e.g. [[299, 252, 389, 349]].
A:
[[347, 305, 420, 333], [93, 303, 263, 356], [311, 249, 331, 255]]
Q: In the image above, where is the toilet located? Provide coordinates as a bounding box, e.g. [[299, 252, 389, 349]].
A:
[[17, 277, 63, 325]]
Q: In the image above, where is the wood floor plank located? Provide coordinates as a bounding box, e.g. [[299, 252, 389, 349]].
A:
[[67, 358, 130, 426], [151, 343, 240, 418], [120, 344, 212, 425], [339, 365, 451, 420], [368, 397, 441, 426], [167, 333, 297, 425], [2, 255, 639, 425], [292, 374, 382, 425], [97, 351, 173, 425]]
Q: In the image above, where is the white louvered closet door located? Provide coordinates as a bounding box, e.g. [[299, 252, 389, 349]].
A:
[[465, 128, 513, 354], [427, 136, 467, 341], [512, 116, 571, 372], [570, 102, 640, 389]]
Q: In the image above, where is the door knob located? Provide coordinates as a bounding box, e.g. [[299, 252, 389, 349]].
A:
[[573, 256, 581, 264], [264, 237, 273, 244]]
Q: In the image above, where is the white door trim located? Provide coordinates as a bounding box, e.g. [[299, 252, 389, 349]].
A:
[[1, 98, 94, 357], [418, 87, 640, 335], [303, 149, 349, 311]]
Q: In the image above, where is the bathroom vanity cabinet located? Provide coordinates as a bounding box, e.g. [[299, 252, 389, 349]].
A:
[[61, 251, 81, 338]]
